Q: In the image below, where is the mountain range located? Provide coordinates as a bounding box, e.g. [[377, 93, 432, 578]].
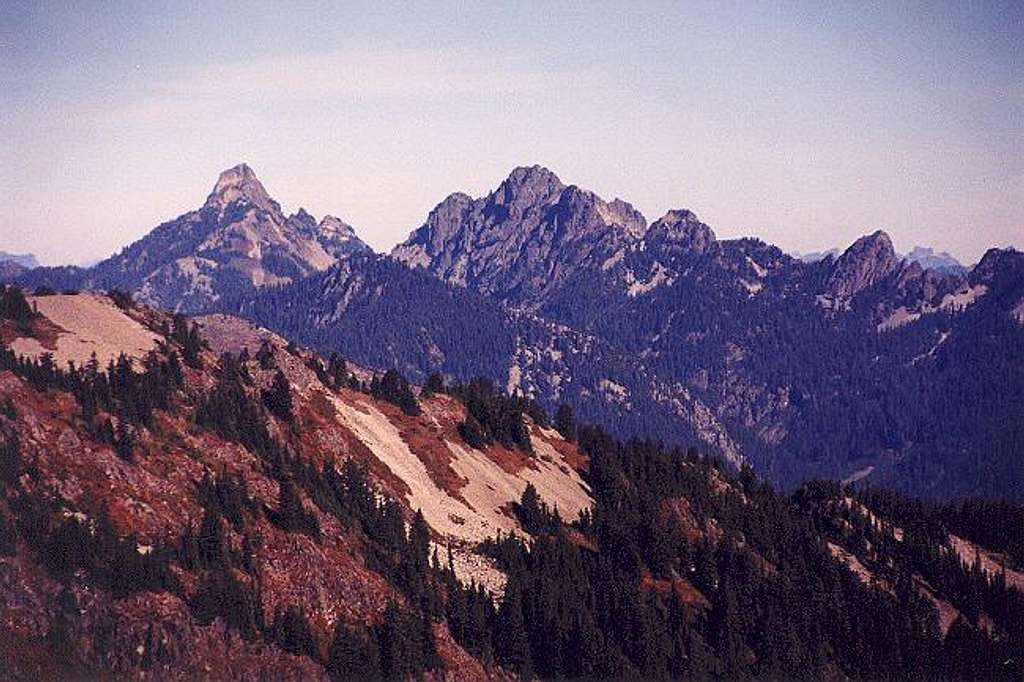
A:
[[10, 164, 1024, 501]]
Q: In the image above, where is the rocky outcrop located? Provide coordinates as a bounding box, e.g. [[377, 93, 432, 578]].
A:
[[645, 209, 718, 257], [824, 230, 901, 300]]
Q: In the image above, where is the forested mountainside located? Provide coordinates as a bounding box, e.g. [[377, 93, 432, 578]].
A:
[[1, 286, 1023, 680], [9, 163, 1023, 501], [227, 252, 745, 468]]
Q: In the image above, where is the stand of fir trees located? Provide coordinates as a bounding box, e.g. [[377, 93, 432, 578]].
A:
[[2, 300, 1023, 680]]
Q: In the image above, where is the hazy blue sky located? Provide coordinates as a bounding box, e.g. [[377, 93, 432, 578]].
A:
[[2, 1, 1021, 265]]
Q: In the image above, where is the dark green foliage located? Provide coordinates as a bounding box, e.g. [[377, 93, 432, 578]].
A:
[[0, 511, 16, 556], [451, 377, 540, 454], [370, 368, 420, 416], [0, 346, 185, 469], [267, 478, 320, 541], [107, 289, 134, 310], [271, 606, 319, 660], [495, 576, 531, 678], [114, 420, 135, 462], [196, 506, 230, 570], [11, 497, 178, 597], [168, 314, 204, 369], [0, 285, 38, 326], [256, 339, 276, 370], [190, 568, 264, 641], [422, 372, 445, 397], [514, 483, 560, 536], [194, 352, 289, 476], [195, 471, 258, 532], [457, 414, 488, 450], [457, 426, 1024, 680], [262, 369, 294, 424], [327, 353, 349, 390], [1, 432, 21, 483], [327, 619, 383, 682], [376, 601, 441, 680], [554, 403, 576, 442]]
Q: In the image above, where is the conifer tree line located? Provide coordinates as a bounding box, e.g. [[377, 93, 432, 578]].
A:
[[3, 289, 1023, 679]]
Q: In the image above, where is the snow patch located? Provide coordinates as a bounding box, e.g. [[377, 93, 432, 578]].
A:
[[745, 256, 767, 278], [626, 262, 672, 297]]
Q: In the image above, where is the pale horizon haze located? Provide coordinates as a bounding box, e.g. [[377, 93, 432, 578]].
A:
[[2, 1, 1021, 266]]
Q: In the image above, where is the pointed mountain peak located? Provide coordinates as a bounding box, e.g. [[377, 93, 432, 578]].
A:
[[491, 165, 565, 211], [851, 229, 895, 255], [205, 163, 278, 213], [503, 164, 564, 189], [825, 230, 900, 299], [646, 209, 717, 255]]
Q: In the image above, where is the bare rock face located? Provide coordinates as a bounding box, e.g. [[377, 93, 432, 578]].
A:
[[645, 209, 718, 257], [392, 165, 648, 306], [205, 163, 280, 215], [825, 230, 900, 299]]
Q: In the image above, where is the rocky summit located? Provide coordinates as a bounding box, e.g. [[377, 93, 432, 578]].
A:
[[14, 165, 370, 313], [392, 165, 647, 307]]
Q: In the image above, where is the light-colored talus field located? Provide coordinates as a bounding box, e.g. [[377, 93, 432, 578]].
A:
[[9, 293, 161, 367], [331, 392, 593, 545]]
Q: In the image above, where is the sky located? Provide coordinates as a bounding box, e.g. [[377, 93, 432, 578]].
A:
[[1, 1, 1021, 266]]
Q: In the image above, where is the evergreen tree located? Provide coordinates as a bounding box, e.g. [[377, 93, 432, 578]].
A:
[[262, 370, 295, 424], [371, 369, 420, 416], [495, 577, 532, 678], [422, 372, 445, 397], [555, 403, 577, 442], [327, 619, 383, 681]]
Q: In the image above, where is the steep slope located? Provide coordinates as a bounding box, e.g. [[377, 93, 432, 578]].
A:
[[14, 164, 370, 313], [9, 163, 1021, 499], [0, 289, 596, 679]]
